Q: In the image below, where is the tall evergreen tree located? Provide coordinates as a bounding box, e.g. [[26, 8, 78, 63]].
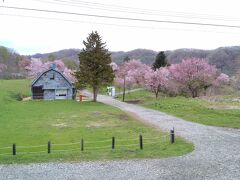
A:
[[152, 51, 168, 70], [48, 53, 56, 62], [75, 31, 114, 102], [123, 56, 130, 62]]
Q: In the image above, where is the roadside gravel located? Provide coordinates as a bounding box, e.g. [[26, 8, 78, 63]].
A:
[[0, 94, 239, 180]]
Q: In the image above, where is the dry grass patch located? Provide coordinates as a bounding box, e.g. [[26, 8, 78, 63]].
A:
[[86, 119, 116, 128], [52, 123, 68, 128], [208, 105, 240, 110]]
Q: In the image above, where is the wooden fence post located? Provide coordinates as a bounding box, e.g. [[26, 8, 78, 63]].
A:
[[81, 139, 84, 151], [12, 144, 16, 155], [139, 134, 143, 150], [112, 137, 115, 150], [170, 129, 175, 144], [48, 141, 51, 154]]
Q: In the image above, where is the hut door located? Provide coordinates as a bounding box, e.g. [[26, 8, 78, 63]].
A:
[[55, 89, 67, 100], [32, 86, 44, 99]]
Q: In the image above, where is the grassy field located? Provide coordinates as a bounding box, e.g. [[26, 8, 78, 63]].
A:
[[117, 89, 240, 128], [0, 80, 193, 164]]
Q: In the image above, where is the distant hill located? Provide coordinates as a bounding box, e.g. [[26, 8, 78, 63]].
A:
[[1, 45, 240, 79], [30, 49, 80, 60], [165, 47, 240, 75], [30, 48, 157, 65], [29, 46, 240, 75], [0, 46, 25, 79], [111, 49, 157, 64]]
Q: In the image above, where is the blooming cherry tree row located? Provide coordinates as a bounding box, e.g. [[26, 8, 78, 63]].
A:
[[115, 58, 230, 98]]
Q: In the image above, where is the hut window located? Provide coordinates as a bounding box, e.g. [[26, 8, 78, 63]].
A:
[[50, 72, 55, 80]]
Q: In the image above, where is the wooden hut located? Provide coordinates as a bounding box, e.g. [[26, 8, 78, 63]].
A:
[[31, 66, 75, 100]]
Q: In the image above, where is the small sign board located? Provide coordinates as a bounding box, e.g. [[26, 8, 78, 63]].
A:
[[107, 86, 115, 97]]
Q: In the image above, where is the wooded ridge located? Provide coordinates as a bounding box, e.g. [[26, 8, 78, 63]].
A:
[[1, 45, 240, 78]]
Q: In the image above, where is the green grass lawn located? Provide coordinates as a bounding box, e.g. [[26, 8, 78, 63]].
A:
[[0, 80, 193, 164], [116, 89, 240, 128]]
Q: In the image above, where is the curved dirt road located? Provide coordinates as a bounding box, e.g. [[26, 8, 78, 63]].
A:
[[0, 95, 239, 180]]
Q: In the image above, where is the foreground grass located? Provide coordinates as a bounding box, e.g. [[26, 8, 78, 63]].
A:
[[117, 89, 240, 128], [0, 80, 193, 164]]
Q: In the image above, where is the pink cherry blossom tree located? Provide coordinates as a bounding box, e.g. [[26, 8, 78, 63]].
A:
[[212, 73, 230, 87], [115, 59, 150, 101], [145, 68, 170, 98], [25, 59, 75, 81], [110, 62, 119, 72], [207, 73, 230, 96], [116, 59, 150, 86], [18, 59, 31, 69], [25, 58, 45, 77], [168, 58, 220, 97], [0, 63, 7, 73]]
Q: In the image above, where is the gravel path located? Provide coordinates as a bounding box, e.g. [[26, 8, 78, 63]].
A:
[[0, 95, 239, 180]]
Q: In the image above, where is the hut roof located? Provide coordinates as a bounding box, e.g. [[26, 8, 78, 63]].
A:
[[31, 68, 74, 87]]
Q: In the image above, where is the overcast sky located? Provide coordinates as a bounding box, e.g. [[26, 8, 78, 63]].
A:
[[0, 0, 240, 55]]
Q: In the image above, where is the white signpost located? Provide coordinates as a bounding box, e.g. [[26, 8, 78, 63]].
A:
[[107, 86, 115, 97]]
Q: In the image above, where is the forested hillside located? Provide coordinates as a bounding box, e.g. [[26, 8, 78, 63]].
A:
[[165, 47, 240, 75], [0, 46, 26, 79], [30, 46, 240, 75], [1, 45, 240, 79], [30, 48, 157, 66]]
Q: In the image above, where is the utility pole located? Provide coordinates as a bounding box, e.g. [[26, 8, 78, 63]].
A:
[[122, 76, 126, 102]]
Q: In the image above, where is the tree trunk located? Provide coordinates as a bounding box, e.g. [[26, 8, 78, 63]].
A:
[[204, 88, 207, 96], [93, 86, 98, 102], [189, 85, 198, 98], [191, 89, 198, 98], [155, 91, 159, 99], [190, 89, 195, 98], [155, 86, 161, 99], [194, 91, 197, 98]]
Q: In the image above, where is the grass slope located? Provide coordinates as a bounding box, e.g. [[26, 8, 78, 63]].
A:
[[0, 80, 193, 164], [117, 90, 240, 128]]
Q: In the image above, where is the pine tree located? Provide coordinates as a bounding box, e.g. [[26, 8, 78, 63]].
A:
[[123, 56, 130, 62], [152, 51, 168, 70], [75, 31, 114, 102]]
